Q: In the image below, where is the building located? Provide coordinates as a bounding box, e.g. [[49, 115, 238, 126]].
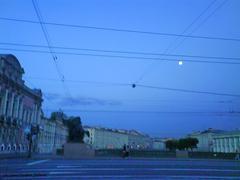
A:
[[84, 126, 151, 150], [213, 130, 240, 153], [152, 138, 167, 150], [188, 128, 224, 152], [38, 113, 68, 154], [128, 130, 152, 149], [84, 126, 128, 149], [0, 54, 42, 154], [54, 118, 68, 150]]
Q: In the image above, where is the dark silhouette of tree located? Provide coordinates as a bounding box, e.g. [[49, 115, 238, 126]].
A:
[[165, 140, 178, 151], [63, 116, 84, 143], [186, 137, 199, 150], [165, 138, 198, 151]]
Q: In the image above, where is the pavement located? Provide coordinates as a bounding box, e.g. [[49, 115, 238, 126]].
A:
[[0, 158, 240, 179]]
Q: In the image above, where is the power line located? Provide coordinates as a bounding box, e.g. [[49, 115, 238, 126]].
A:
[[136, 84, 240, 98], [170, 0, 229, 54], [23, 76, 240, 98], [1, 42, 240, 61], [31, 0, 63, 80], [25, 76, 130, 86], [0, 16, 240, 42], [31, 0, 73, 101], [135, 0, 226, 83], [1, 47, 240, 65]]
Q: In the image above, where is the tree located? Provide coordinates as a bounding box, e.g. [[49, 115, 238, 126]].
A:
[[165, 138, 199, 151], [63, 116, 85, 143], [165, 140, 178, 151], [187, 137, 198, 151], [178, 138, 188, 150]]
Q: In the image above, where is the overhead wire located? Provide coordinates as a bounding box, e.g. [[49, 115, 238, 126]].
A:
[[135, 0, 227, 83], [0, 16, 239, 42], [0, 42, 240, 61], [1, 47, 240, 65], [31, 0, 73, 100], [22, 76, 240, 98]]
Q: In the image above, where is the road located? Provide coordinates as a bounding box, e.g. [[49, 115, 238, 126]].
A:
[[0, 158, 240, 179]]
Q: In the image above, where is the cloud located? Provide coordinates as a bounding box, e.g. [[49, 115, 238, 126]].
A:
[[43, 92, 121, 107], [43, 92, 61, 101], [60, 97, 121, 107]]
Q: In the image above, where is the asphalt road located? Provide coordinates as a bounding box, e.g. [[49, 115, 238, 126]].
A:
[[0, 158, 240, 179]]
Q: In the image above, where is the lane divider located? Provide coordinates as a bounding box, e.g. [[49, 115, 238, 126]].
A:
[[27, 159, 50, 166]]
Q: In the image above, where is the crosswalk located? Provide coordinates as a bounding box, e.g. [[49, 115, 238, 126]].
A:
[[1, 159, 240, 179]]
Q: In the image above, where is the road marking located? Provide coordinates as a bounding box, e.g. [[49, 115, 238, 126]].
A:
[[27, 159, 49, 166], [10, 175, 240, 179], [53, 167, 240, 172]]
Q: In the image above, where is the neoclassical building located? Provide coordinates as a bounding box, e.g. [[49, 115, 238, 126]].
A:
[[0, 54, 42, 154], [84, 126, 152, 150], [188, 128, 224, 152], [213, 130, 240, 153]]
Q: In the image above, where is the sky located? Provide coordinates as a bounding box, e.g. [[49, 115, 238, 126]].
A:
[[0, 0, 240, 137]]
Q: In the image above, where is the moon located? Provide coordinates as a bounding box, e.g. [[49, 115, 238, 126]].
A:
[[178, 61, 183, 66]]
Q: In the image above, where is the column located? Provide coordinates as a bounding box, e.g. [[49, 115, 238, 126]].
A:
[[32, 104, 36, 124], [2, 89, 8, 116], [18, 99, 23, 125], [9, 92, 14, 119], [220, 138, 223, 152], [229, 138, 232, 152], [14, 95, 20, 119], [36, 106, 41, 125], [215, 139, 219, 152], [233, 137, 237, 152]]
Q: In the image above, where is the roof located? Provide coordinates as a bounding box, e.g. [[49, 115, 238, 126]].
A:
[[0, 54, 24, 74], [213, 130, 240, 137], [84, 125, 148, 137], [188, 128, 225, 136]]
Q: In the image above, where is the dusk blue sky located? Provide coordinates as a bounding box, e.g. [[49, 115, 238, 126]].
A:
[[1, 0, 240, 137]]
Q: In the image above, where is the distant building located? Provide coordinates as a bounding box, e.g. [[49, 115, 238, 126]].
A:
[[213, 130, 240, 153], [128, 130, 152, 149], [84, 126, 151, 149], [0, 54, 42, 154], [38, 113, 68, 154], [188, 128, 224, 152], [152, 138, 168, 150]]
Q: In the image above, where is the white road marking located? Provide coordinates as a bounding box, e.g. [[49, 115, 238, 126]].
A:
[[27, 159, 49, 166], [6, 175, 240, 179], [53, 166, 240, 172]]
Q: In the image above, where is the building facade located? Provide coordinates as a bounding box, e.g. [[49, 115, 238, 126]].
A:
[[0, 54, 42, 154], [84, 126, 128, 149], [84, 126, 151, 150], [38, 114, 68, 154], [128, 130, 152, 149], [213, 130, 240, 153], [152, 138, 167, 150], [188, 128, 224, 152]]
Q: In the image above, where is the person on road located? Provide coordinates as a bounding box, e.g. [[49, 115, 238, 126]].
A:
[[126, 145, 130, 158], [235, 150, 240, 160], [122, 144, 127, 158]]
